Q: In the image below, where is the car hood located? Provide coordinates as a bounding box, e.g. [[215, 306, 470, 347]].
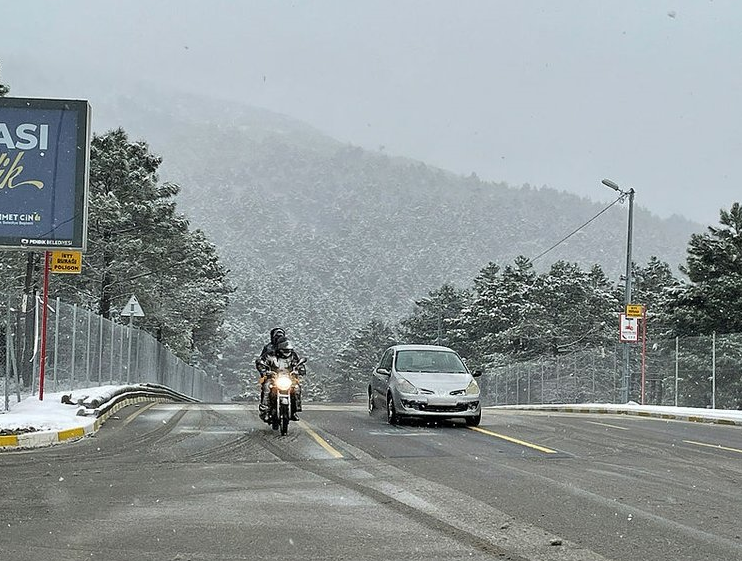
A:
[[396, 372, 473, 393]]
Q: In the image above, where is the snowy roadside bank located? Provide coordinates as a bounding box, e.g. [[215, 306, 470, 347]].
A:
[[0, 384, 197, 450], [488, 403, 742, 426]]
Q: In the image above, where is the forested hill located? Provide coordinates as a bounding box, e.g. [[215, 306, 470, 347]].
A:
[[94, 91, 702, 369]]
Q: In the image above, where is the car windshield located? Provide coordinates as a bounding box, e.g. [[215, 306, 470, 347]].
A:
[[394, 350, 467, 373]]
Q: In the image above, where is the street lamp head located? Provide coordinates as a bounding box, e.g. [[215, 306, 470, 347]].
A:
[[602, 178, 621, 191]]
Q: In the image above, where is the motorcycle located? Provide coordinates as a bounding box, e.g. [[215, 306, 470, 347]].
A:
[[264, 356, 306, 435]]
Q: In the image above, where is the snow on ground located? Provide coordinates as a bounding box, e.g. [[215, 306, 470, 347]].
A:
[[492, 402, 742, 422], [0, 385, 127, 433]]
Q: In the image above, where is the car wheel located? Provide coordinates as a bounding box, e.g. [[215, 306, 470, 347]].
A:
[[465, 412, 481, 427], [368, 390, 376, 416], [387, 394, 399, 425]]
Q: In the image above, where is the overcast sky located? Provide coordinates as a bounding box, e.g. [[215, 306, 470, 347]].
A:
[[4, 1, 741, 225]]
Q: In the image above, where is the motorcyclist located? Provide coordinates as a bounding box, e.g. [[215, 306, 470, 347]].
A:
[[256, 328, 305, 421]]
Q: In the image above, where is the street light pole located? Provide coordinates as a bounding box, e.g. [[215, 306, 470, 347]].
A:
[[602, 179, 635, 403]]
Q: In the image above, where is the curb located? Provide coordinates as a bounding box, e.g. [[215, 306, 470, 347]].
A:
[[486, 404, 742, 427], [0, 395, 174, 451]]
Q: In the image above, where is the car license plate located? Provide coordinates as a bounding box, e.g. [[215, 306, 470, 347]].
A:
[[427, 397, 455, 406]]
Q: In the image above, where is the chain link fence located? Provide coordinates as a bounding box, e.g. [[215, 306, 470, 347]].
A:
[[482, 334, 742, 409], [2, 292, 223, 410]]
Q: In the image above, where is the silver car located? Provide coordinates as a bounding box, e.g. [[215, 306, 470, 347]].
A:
[[368, 344, 482, 426]]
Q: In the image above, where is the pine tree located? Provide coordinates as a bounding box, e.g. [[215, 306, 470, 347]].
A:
[[51, 128, 234, 362], [527, 261, 618, 357], [328, 319, 397, 401], [399, 283, 470, 347], [633, 256, 680, 337], [672, 202, 742, 335]]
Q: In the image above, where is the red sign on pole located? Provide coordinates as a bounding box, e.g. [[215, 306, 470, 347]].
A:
[[619, 313, 638, 343]]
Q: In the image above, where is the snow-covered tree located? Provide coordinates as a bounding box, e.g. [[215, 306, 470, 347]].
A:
[[672, 202, 742, 335], [399, 283, 470, 347], [51, 128, 234, 362], [327, 319, 397, 401]]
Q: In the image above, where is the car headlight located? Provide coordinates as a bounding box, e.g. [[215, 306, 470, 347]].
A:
[[465, 380, 480, 396], [275, 376, 293, 391], [397, 378, 418, 395]]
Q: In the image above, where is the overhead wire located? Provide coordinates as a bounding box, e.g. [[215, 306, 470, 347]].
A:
[[531, 195, 624, 262]]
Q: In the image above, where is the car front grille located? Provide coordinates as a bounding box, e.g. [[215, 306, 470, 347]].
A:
[[422, 403, 470, 413]]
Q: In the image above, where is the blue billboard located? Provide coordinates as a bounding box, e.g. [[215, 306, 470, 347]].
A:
[[0, 97, 90, 250]]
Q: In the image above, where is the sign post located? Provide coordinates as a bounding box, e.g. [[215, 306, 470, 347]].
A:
[[620, 304, 647, 404], [641, 306, 647, 405], [37, 252, 51, 400], [120, 295, 145, 384]]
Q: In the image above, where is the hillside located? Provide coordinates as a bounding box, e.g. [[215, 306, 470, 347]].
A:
[[90, 91, 703, 371]]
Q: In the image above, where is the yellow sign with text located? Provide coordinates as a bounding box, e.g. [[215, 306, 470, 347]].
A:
[[50, 250, 82, 274], [625, 304, 644, 318]]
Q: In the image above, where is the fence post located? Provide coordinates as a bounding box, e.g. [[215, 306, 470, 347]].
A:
[[515, 367, 520, 405], [32, 292, 39, 396], [540, 361, 544, 404], [53, 297, 60, 392], [674, 336, 679, 407], [119, 322, 125, 383], [504, 366, 509, 405], [109, 320, 115, 383], [135, 329, 141, 383], [98, 315, 103, 386], [70, 303, 78, 391], [126, 318, 133, 384], [591, 354, 596, 401], [4, 294, 10, 411], [85, 308, 91, 384], [712, 332, 716, 409]]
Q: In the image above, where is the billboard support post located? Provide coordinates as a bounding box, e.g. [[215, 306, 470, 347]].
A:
[[38, 251, 51, 401]]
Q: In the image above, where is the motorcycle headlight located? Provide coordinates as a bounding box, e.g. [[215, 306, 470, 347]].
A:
[[397, 378, 418, 395], [275, 376, 293, 391], [465, 380, 480, 396]]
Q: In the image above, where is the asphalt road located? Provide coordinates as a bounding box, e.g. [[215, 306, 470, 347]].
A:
[[2, 403, 742, 561]]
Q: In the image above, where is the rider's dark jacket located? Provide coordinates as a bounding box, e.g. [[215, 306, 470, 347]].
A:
[[255, 345, 305, 376]]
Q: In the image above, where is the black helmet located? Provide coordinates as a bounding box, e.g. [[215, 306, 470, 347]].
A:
[[270, 327, 286, 345], [275, 337, 294, 358]]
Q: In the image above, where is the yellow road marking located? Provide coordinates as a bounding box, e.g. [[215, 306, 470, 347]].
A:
[[122, 401, 158, 427], [683, 440, 742, 454], [468, 426, 557, 454], [298, 421, 343, 459], [585, 420, 630, 431]]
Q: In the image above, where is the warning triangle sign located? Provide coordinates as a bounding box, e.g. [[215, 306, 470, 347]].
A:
[[120, 295, 145, 317]]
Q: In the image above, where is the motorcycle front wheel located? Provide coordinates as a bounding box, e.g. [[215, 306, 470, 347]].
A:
[[279, 402, 290, 435]]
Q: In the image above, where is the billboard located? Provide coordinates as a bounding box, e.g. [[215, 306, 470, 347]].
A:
[[0, 97, 91, 250]]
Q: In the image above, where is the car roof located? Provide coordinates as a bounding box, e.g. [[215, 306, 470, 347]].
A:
[[390, 344, 457, 353]]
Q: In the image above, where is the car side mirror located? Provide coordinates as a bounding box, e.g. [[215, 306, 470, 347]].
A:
[[472, 370, 483, 378], [376, 367, 390, 376]]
